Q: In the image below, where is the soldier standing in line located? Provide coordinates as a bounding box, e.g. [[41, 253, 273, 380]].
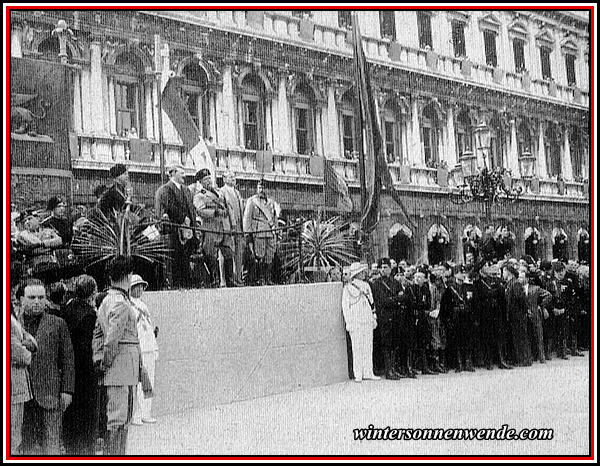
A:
[[371, 258, 404, 380]]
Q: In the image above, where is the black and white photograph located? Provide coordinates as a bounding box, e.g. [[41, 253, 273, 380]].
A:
[[5, 4, 595, 460]]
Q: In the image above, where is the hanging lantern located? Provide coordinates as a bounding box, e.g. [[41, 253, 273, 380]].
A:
[[474, 122, 491, 153], [459, 150, 477, 179], [519, 151, 536, 179]]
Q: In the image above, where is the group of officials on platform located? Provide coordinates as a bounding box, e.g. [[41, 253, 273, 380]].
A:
[[153, 165, 280, 289]]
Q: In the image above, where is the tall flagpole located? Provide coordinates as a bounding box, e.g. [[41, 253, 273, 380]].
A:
[[155, 34, 166, 186]]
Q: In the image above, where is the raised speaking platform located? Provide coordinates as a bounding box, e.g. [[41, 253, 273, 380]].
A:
[[145, 282, 348, 416]]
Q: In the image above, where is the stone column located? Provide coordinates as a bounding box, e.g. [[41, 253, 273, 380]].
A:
[[209, 93, 217, 142], [325, 85, 339, 157], [72, 72, 83, 132], [315, 109, 324, 156], [445, 106, 457, 167], [80, 68, 92, 134], [145, 81, 155, 140], [401, 118, 409, 165], [11, 24, 23, 58], [89, 40, 105, 134], [106, 76, 116, 135], [220, 64, 236, 148], [159, 42, 179, 145], [508, 119, 520, 176], [562, 127, 573, 181], [265, 98, 274, 150], [276, 76, 291, 152], [536, 121, 547, 179], [410, 98, 422, 166]]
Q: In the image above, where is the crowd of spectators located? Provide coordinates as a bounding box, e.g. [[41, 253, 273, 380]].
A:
[[339, 255, 590, 382]]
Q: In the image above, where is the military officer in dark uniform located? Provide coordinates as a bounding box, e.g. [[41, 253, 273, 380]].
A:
[[441, 270, 475, 372], [99, 164, 131, 219], [371, 258, 404, 380], [475, 264, 512, 370], [410, 271, 434, 375]]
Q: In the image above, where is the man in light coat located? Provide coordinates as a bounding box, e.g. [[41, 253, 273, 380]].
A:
[[243, 179, 279, 285], [93, 256, 152, 455], [191, 169, 234, 287], [220, 170, 245, 286], [342, 262, 381, 383]]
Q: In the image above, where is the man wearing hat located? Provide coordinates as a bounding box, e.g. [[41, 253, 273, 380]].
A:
[[441, 269, 475, 372], [129, 274, 158, 425], [243, 179, 279, 285], [191, 169, 234, 287], [220, 170, 246, 287], [475, 264, 512, 370], [370, 258, 405, 380], [503, 263, 532, 366], [93, 256, 152, 455], [551, 261, 584, 359], [155, 164, 196, 289], [341, 262, 380, 382], [42, 196, 73, 246], [99, 163, 131, 218], [16, 209, 63, 255]]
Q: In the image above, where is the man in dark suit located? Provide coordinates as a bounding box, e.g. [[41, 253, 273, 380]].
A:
[[155, 164, 197, 289], [503, 264, 531, 367], [20, 278, 75, 455], [371, 258, 404, 380], [99, 164, 131, 218], [522, 270, 552, 364]]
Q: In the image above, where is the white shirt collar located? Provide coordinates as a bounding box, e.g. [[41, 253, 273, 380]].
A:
[[172, 180, 181, 190]]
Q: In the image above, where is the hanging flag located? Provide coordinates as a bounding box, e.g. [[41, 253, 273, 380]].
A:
[[161, 76, 216, 183], [324, 159, 353, 212], [351, 12, 414, 233]]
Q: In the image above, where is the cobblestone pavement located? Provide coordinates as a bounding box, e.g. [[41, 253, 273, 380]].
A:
[[127, 353, 590, 457]]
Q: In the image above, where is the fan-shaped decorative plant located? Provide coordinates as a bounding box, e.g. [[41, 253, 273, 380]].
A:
[[71, 203, 170, 268], [280, 216, 358, 282]]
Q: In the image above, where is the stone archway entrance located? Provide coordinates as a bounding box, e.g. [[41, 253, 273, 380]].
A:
[[427, 223, 451, 265], [388, 223, 412, 263]]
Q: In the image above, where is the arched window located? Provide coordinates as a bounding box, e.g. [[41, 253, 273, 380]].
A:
[[545, 124, 562, 178], [570, 126, 584, 179], [421, 103, 441, 167], [381, 100, 403, 163], [181, 61, 210, 139], [240, 74, 266, 150], [291, 83, 316, 155], [489, 114, 505, 169], [114, 52, 145, 138], [455, 109, 474, 159], [339, 90, 358, 159]]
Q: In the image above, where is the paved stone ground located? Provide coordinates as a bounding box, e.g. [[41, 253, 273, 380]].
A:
[[127, 353, 590, 457]]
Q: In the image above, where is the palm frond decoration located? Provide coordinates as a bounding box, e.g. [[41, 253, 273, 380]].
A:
[[280, 215, 358, 282], [72, 203, 171, 268]]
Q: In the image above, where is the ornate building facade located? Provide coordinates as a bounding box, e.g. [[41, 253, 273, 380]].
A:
[[9, 9, 591, 263]]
